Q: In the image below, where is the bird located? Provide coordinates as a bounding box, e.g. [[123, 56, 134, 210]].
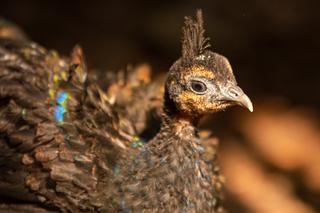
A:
[[0, 10, 252, 213], [103, 63, 163, 136]]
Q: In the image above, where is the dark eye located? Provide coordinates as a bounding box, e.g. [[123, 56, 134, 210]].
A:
[[190, 80, 207, 94]]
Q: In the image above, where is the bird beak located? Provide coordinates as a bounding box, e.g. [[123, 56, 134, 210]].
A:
[[220, 85, 253, 112]]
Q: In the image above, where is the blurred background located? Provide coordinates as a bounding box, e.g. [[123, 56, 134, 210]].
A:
[[1, 0, 319, 212]]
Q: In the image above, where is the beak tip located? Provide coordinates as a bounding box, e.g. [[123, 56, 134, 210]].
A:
[[239, 94, 253, 113]]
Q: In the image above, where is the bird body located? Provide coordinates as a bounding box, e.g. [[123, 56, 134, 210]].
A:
[[0, 10, 252, 212], [0, 38, 135, 212], [120, 113, 221, 212]]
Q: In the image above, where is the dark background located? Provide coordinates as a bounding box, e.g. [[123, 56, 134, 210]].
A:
[[1, 0, 319, 108], [1, 1, 320, 212]]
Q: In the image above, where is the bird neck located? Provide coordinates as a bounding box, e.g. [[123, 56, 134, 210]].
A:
[[161, 89, 200, 130], [161, 113, 197, 135], [120, 92, 221, 211], [150, 90, 202, 154], [127, 93, 221, 211]]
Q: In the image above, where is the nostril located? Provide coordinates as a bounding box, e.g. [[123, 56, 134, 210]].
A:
[[228, 88, 240, 98]]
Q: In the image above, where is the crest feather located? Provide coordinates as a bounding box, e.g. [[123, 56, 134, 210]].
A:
[[182, 10, 211, 59]]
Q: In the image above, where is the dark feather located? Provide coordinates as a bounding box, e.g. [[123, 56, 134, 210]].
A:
[[0, 10, 252, 213], [182, 9, 211, 59]]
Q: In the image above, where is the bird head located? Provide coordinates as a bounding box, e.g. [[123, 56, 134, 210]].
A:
[[164, 10, 253, 119]]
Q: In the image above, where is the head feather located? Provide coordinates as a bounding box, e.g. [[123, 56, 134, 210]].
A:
[[182, 9, 211, 60]]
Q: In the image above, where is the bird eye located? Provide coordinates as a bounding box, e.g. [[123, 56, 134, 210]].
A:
[[190, 80, 207, 94]]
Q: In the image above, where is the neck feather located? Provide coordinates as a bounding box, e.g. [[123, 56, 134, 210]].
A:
[[121, 91, 222, 212], [161, 89, 200, 129]]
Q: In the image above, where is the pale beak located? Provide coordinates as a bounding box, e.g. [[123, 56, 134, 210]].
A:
[[235, 93, 253, 112], [220, 85, 253, 112]]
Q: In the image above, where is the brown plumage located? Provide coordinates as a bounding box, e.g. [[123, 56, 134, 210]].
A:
[[0, 10, 252, 212], [119, 10, 253, 212], [104, 64, 163, 135]]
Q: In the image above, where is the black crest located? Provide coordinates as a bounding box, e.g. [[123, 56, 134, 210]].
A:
[[182, 9, 211, 59]]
